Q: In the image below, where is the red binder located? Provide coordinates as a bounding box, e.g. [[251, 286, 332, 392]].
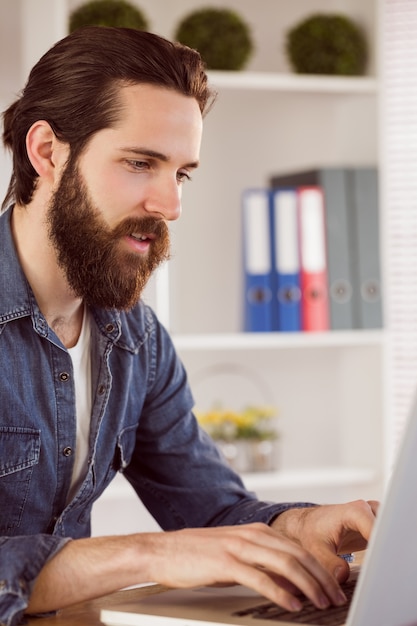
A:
[[298, 187, 330, 331]]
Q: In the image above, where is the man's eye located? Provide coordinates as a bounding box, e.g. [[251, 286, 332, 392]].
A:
[[128, 160, 149, 170], [177, 171, 192, 183]]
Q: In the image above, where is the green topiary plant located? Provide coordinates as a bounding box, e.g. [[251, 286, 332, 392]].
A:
[[69, 0, 148, 32], [286, 13, 368, 76], [174, 8, 253, 71]]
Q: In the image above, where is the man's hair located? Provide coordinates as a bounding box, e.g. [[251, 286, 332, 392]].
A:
[[2, 26, 214, 209]]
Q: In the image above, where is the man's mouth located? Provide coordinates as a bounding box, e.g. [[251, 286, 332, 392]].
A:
[[130, 232, 156, 242], [124, 231, 157, 255]]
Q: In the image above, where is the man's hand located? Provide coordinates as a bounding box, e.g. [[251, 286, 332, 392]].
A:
[[271, 499, 379, 583], [143, 523, 348, 613]]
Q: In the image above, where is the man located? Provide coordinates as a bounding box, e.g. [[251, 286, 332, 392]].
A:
[[0, 26, 376, 626]]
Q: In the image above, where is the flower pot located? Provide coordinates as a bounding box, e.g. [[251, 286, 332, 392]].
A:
[[216, 438, 279, 473]]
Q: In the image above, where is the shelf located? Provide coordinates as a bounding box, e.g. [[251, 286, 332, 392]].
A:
[[243, 466, 377, 493], [173, 330, 385, 352], [99, 467, 376, 501], [207, 71, 378, 95]]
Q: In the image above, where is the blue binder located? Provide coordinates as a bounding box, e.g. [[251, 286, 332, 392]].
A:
[[242, 189, 274, 332], [270, 188, 301, 331]]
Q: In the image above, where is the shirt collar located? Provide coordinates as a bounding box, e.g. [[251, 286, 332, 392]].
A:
[[0, 206, 34, 324]]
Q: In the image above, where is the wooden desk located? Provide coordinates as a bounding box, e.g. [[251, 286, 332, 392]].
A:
[[26, 553, 365, 626], [25, 584, 167, 626]]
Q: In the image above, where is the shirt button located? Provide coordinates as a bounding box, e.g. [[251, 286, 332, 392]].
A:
[[63, 446, 73, 457], [0, 580, 6, 591], [59, 372, 70, 382], [98, 384, 106, 395], [105, 323, 115, 333]]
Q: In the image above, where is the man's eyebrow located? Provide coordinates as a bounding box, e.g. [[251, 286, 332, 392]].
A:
[[119, 147, 199, 169]]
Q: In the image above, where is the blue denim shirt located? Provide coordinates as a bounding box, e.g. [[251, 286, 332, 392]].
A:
[[0, 206, 311, 625]]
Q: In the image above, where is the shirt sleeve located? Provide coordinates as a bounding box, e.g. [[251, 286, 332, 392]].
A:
[[0, 535, 70, 626], [124, 311, 316, 531]]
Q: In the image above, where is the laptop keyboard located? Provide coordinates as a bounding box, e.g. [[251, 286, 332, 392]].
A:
[[232, 577, 356, 625]]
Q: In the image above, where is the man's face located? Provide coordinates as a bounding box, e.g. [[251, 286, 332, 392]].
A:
[[47, 83, 203, 310]]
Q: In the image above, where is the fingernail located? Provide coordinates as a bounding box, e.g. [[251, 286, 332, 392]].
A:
[[336, 590, 347, 606], [318, 594, 330, 609], [290, 599, 303, 612]]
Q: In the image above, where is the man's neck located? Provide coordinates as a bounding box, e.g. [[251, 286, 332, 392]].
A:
[[47, 307, 85, 349], [11, 202, 84, 348]]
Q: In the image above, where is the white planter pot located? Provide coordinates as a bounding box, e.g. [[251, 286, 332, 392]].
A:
[[216, 438, 280, 473]]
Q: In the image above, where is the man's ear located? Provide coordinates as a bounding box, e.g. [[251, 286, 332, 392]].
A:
[[25, 120, 69, 183]]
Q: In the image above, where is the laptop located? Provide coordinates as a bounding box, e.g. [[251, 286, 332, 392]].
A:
[[101, 397, 417, 626]]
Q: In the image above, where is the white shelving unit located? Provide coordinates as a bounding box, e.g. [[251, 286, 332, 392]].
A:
[[3, 0, 387, 536], [162, 0, 383, 506]]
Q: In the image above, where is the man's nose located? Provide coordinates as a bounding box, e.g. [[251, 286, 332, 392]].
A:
[[143, 179, 182, 222]]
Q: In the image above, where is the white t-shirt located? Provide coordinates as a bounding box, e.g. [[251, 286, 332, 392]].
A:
[[67, 306, 92, 502]]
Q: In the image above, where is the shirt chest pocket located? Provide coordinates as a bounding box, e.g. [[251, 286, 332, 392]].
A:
[[0, 427, 41, 533], [115, 425, 138, 471]]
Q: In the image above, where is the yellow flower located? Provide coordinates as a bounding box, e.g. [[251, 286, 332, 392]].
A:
[[195, 405, 278, 441]]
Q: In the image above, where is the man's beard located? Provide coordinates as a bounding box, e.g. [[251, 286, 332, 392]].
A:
[[46, 158, 170, 310]]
